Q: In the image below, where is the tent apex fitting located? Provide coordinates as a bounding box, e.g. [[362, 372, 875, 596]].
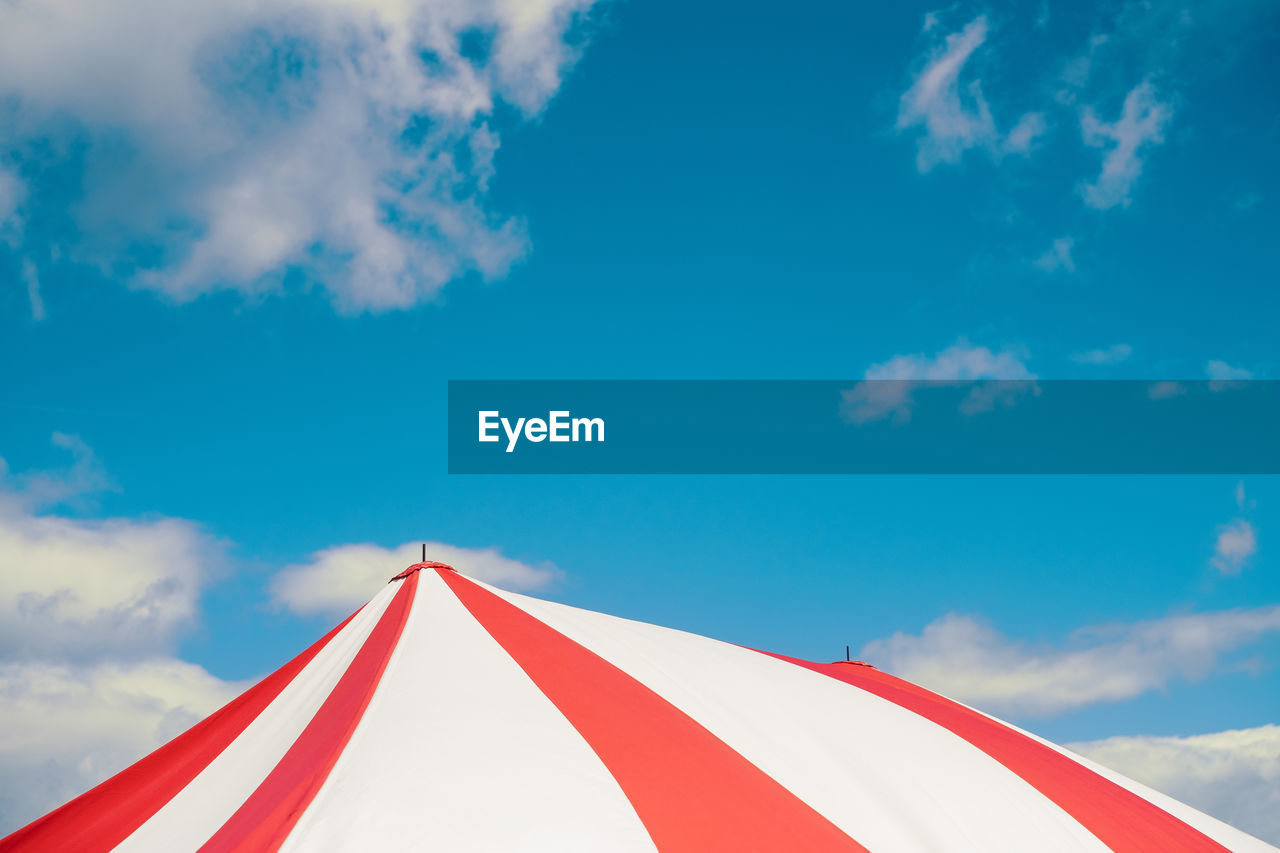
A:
[[391, 561, 455, 582]]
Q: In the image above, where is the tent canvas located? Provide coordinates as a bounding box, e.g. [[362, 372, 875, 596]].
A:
[[2, 562, 1272, 852]]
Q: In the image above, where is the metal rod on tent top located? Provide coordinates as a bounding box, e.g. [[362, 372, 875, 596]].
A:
[[846, 645, 850, 661], [422, 543, 426, 562]]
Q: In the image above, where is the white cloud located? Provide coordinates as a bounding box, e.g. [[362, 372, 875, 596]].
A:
[[897, 16, 1043, 171], [1206, 359, 1256, 394], [0, 659, 243, 832], [1070, 725, 1280, 845], [0, 511, 222, 663], [1079, 79, 1173, 209], [20, 259, 44, 321], [270, 539, 560, 616], [841, 339, 1035, 423], [1070, 343, 1133, 365], [0, 437, 239, 832], [0, 435, 224, 663], [1212, 520, 1257, 575], [0, 0, 599, 313], [861, 606, 1280, 718], [897, 15, 993, 170], [1034, 236, 1076, 273], [1206, 360, 1254, 382]]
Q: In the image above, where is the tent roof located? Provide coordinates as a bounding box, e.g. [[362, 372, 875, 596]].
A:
[[3, 562, 1272, 852]]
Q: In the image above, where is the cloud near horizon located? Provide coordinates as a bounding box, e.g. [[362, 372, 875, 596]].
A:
[[0, 0, 600, 314], [1206, 360, 1255, 382], [1070, 724, 1280, 844], [0, 659, 246, 832], [861, 605, 1280, 718]]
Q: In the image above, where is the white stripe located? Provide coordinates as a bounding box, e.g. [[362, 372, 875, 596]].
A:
[[278, 571, 658, 853], [484, 583, 1113, 853], [116, 584, 399, 853]]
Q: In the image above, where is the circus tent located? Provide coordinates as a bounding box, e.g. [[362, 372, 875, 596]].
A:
[[2, 561, 1272, 852]]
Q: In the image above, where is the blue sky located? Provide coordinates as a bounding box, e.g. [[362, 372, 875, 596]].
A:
[[2, 0, 1279, 840]]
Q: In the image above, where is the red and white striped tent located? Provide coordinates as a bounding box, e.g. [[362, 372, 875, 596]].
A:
[[3, 562, 1272, 852]]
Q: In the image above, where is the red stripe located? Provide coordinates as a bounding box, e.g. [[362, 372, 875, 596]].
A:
[[199, 573, 418, 853], [440, 571, 867, 853], [0, 611, 360, 853], [765, 654, 1231, 853]]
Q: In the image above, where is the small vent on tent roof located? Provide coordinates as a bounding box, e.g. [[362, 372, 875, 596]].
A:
[[836, 644, 875, 668], [390, 561, 455, 582]]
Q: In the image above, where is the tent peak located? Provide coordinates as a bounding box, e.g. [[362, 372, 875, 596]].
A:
[[390, 561, 455, 582]]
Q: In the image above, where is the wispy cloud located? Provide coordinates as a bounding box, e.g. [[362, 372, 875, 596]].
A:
[[1212, 520, 1257, 575], [861, 606, 1280, 718], [1210, 481, 1258, 576], [2, 432, 116, 510], [0, 0, 600, 313], [270, 540, 561, 617], [1070, 725, 1280, 845], [20, 260, 43, 322], [1034, 236, 1076, 273], [1070, 343, 1133, 365], [1079, 80, 1173, 209], [1004, 111, 1048, 155], [842, 339, 1035, 423], [0, 167, 22, 238], [897, 15, 1043, 171]]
